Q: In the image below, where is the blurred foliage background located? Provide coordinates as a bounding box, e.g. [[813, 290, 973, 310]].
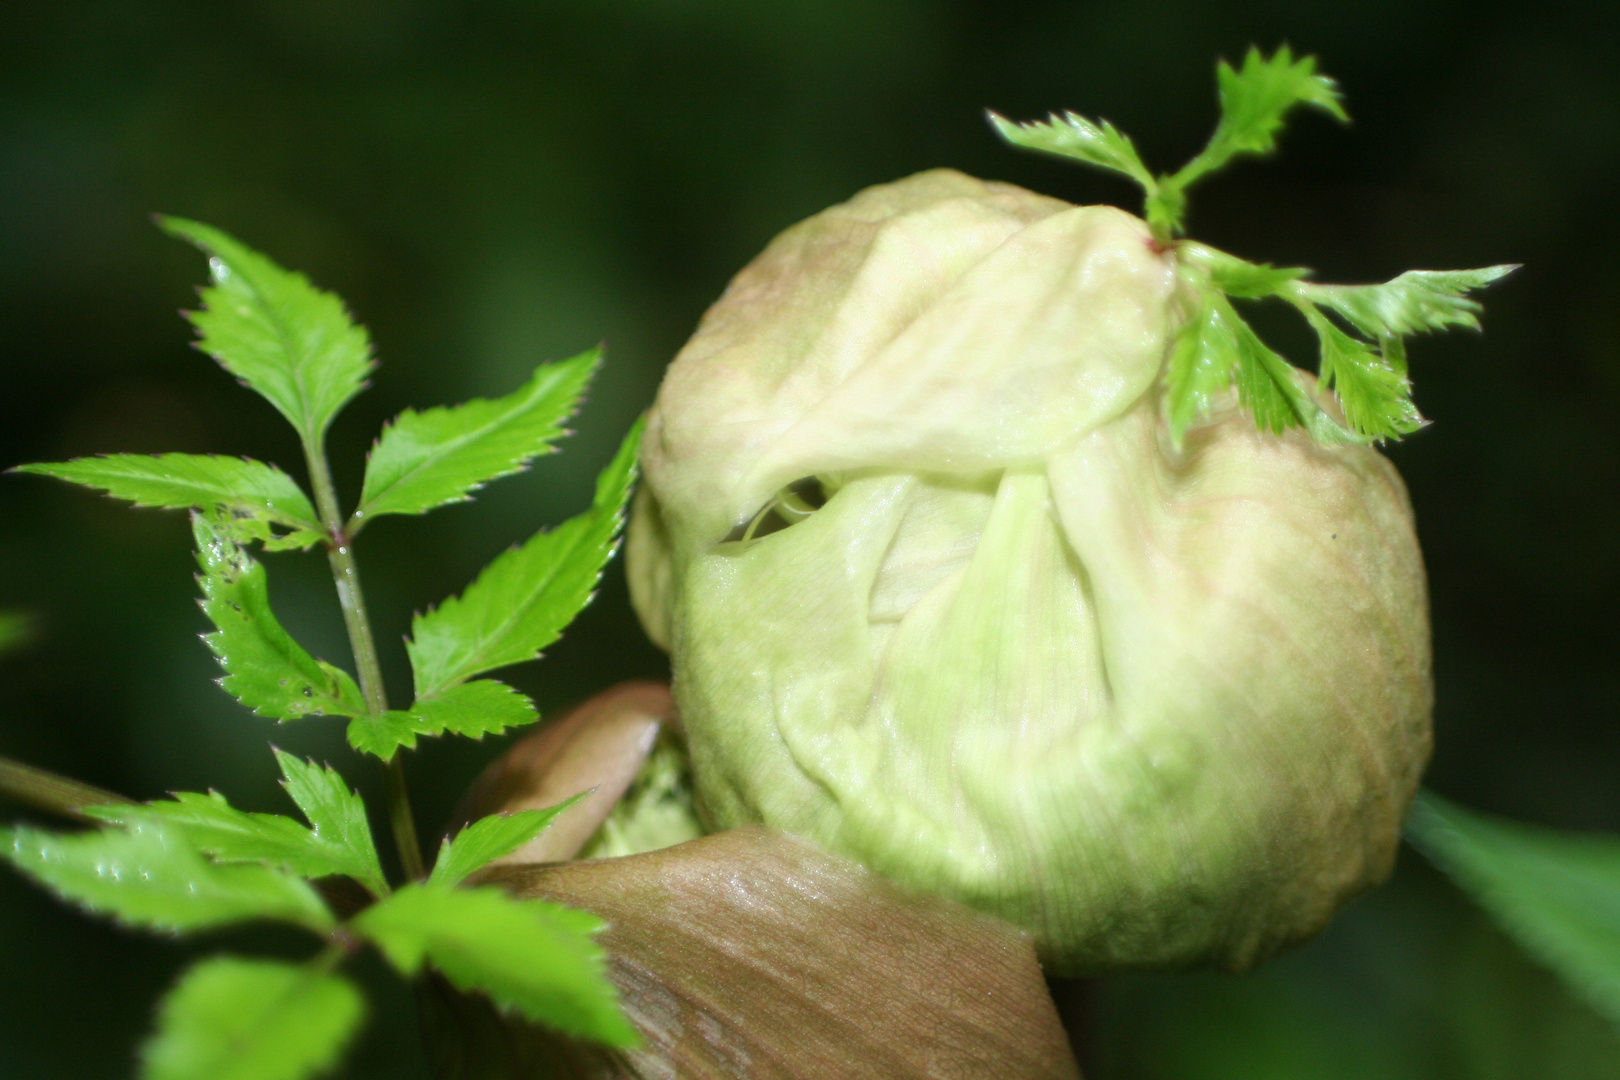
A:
[[2, 0, 1617, 1076]]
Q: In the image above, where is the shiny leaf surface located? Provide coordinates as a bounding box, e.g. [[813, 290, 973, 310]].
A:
[[1, 818, 333, 934], [161, 217, 372, 445]]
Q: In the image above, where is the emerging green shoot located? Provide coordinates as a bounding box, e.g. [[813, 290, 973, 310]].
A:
[[993, 46, 1514, 447], [7, 217, 642, 1078]]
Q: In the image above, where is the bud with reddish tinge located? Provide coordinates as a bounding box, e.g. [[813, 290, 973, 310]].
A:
[[627, 169, 1431, 975]]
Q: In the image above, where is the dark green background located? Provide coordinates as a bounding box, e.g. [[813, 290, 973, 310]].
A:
[[3, 1, 1617, 1076]]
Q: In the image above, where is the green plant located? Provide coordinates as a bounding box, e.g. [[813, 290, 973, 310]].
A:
[[1, 219, 641, 1078], [625, 47, 1514, 975]]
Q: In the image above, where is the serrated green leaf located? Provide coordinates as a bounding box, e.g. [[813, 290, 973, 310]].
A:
[[194, 510, 365, 721], [13, 454, 320, 532], [988, 110, 1155, 190], [160, 217, 372, 446], [1407, 791, 1620, 1032], [407, 420, 643, 698], [1163, 294, 1240, 445], [430, 797, 585, 888], [1, 818, 333, 934], [1300, 304, 1425, 441], [1165, 289, 1355, 447], [273, 751, 387, 895], [86, 794, 357, 888], [355, 882, 634, 1045], [407, 680, 539, 739], [262, 528, 326, 553], [355, 350, 598, 527], [1181, 243, 1308, 299], [344, 712, 426, 760], [347, 680, 539, 760], [1295, 265, 1518, 339], [141, 956, 364, 1080], [1223, 294, 1353, 444], [1175, 46, 1347, 189]]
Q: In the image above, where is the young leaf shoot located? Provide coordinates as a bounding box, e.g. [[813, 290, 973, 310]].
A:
[[994, 46, 1514, 448]]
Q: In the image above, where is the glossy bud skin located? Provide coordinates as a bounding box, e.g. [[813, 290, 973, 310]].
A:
[[628, 169, 1431, 974]]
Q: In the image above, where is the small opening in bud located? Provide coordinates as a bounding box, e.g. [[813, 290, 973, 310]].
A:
[[724, 477, 830, 542]]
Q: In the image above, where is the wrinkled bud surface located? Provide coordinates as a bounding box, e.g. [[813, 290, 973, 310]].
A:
[[628, 169, 1432, 974]]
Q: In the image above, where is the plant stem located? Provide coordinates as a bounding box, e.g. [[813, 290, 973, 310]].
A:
[[0, 755, 133, 822], [304, 436, 427, 882]]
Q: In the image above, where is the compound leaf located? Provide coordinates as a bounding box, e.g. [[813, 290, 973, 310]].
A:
[[988, 110, 1154, 191], [407, 420, 642, 698], [354, 882, 634, 1045], [194, 511, 364, 721], [161, 217, 372, 446], [1296, 266, 1518, 339], [13, 454, 319, 532], [429, 797, 585, 888], [141, 956, 364, 1080], [356, 350, 598, 526], [1, 818, 333, 934], [346, 680, 539, 760], [1407, 791, 1620, 1032]]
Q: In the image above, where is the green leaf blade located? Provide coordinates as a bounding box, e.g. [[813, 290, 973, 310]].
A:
[[429, 797, 584, 888], [1296, 265, 1518, 339], [14, 454, 320, 530], [87, 794, 340, 879], [1177, 46, 1346, 190], [407, 420, 643, 698], [1163, 295, 1239, 446], [1301, 306, 1425, 441], [274, 751, 387, 895], [355, 883, 634, 1045], [1407, 791, 1620, 1031], [2, 819, 333, 934], [141, 956, 363, 1080], [160, 217, 372, 445], [356, 350, 598, 525], [346, 680, 538, 760], [194, 511, 365, 721], [988, 110, 1154, 190]]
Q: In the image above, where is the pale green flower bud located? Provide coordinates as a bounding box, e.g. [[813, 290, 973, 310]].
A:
[[627, 169, 1431, 974]]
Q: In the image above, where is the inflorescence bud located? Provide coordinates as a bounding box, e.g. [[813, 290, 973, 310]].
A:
[[627, 169, 1431, 974]]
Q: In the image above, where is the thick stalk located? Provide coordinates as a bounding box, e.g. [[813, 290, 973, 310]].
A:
[[304, 436, 427, 881], [0, 755, 133, 822]]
